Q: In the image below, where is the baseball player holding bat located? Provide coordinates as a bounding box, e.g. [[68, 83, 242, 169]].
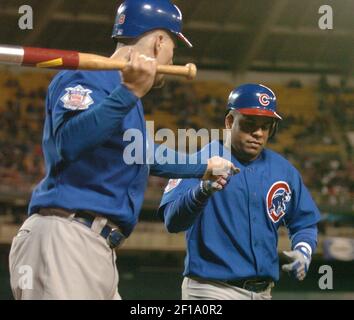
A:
[[158, 84, 321, 300], [9, 0, 236, 300]]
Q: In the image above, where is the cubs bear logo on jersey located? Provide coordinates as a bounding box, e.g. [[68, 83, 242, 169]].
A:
[[266, 181, 292, 223]]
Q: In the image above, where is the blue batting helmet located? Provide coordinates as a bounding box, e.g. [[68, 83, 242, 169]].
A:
[[227, 84, 282, 120], [112, 0, 192, 48]]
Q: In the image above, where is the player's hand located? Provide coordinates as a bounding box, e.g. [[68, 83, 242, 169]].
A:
[[282, 246, 311, 281], [200, 175, 229, 196], [121, 49, 157, 98], [202, 156, 240, 181]]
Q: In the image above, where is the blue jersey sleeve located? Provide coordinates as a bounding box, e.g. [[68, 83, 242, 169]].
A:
[[158, 178, 209, 233], [49, 71, 138, 162], [149, 143, 207, 178], [159, 178, 196, 208], [284, 167, 321, 253], [290, 224, 318, 255]]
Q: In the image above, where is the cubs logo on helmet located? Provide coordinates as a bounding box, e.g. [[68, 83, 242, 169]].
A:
[[118, 14, 125, 25], [259, 93, 271, 106], [266, 181, 292, 223]]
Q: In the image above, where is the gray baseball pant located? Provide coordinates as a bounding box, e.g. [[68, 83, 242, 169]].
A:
[[9, 214, 120, 300], [182, 277, 273, 300]]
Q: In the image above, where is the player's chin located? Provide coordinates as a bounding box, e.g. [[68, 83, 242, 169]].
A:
[[245, 143, 262, 152], [243, 145, 263, 158]]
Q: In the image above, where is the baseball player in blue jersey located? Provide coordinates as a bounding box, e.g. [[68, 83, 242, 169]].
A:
[[158, 84, 321, 300], [8, 0, 235, 300]]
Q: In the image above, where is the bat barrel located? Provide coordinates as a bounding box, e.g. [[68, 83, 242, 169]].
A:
[[22, 47, 80, 69]]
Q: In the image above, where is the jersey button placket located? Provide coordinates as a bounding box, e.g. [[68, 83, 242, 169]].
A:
[[247, 165, 261, 273]]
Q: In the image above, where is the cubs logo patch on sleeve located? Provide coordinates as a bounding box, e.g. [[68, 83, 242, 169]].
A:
[[266, 181, 292, 223], [60, 85, 94, 110], [164, 179, 182, 193]]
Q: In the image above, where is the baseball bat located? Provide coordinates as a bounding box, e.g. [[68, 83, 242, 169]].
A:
[[0, 45, 197, 80]]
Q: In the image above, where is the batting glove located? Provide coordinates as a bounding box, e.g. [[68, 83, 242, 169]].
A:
[[199, 180, 223, 196], [282, 246, 311, 281]]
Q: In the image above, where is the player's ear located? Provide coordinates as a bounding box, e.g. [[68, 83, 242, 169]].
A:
[[269, 120, 278, 139], [225, 112, 234, 129], [153, 33, 163, 57]]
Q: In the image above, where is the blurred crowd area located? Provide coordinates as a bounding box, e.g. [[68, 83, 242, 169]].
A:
[[0, 69, 353, 214], [0, 70, 50, 194]]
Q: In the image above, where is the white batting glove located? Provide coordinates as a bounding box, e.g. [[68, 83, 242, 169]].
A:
[[282, 246, 311, 281], [200, 180, 223, 196]]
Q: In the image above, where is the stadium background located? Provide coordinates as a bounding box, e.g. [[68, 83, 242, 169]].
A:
[[0, 0, 353, 299]]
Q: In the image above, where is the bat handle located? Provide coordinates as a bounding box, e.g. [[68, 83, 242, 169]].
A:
[[157, 63, 197, 80], [79, 53, 197, 80]]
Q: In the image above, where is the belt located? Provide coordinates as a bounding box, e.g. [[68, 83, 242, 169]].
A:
[[38, 208, 125, 249], [224, 278, 273, 293]]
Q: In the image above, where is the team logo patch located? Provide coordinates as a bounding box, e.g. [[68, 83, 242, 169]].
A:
[[60, 85, 94, 110], [259, 93, 271, 106], [164, 179, 182, 193], [266, 181, 292, 223]]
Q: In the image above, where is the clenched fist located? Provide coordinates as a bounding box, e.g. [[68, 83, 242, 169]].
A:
[[202, 156, 239, 181], [121, 49, 157, 98]]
